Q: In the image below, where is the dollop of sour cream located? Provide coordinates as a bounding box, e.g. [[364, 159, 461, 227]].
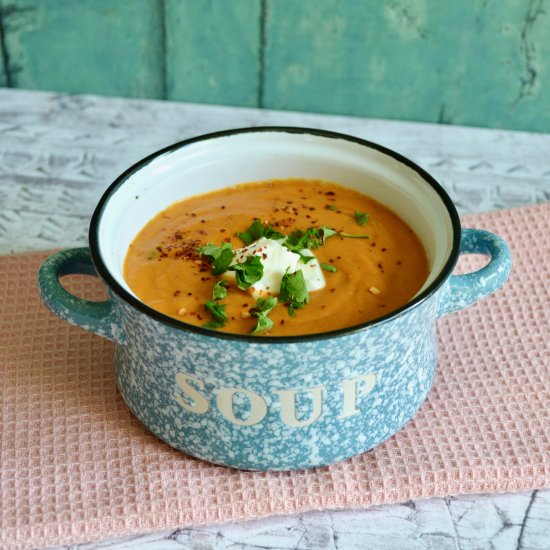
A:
[[222, 237, 325, 298]]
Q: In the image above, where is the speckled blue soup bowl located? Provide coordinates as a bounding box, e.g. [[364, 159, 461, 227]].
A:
[[38, 128, 511, 471]]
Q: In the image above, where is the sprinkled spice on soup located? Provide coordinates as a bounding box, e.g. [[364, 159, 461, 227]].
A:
[[124, 179, 429, 336]]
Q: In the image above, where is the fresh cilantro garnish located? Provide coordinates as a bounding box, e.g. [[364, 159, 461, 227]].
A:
[[320, 226, 337, 242], [212, 280, 228, 300], [250, 296, 277, 335], [197, 242, 235, 274], [338, 232, 370, 239], [284, 226, 337, 253], [228, 256, 264, 290], [354, 211, 369, 226], [202, 300, 228, 329], [237, 220, 285, 245], [320, 263, 337, 272], [279, 269, 309, 316], [326, 204, 338, 211]]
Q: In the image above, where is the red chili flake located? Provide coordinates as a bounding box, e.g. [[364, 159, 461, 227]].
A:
[[309, 207, 315, 211], [371, 243, 376, 247], [280, 319, 285, 325], [397, 260, 402, 265], [381, 248, 386, 252], [220, 205, 226, 209], [286, 200, 293, 204], [224, 237, 231, 243], [330, 288, 336, 292], [262, 253, 267, 259], [197, 314, 203, 320], [337, 256, 341, 259], [325, 191, 335, 196], [200, 276, 211, 281], [200, 219, 206, 224], [191, 213, 197, 217], [220, 228, 226, 233], [173, 290, 181, 297], [242, 303, 249, 307], [306, 214, 311, 219], [187, 292, 192, 296]]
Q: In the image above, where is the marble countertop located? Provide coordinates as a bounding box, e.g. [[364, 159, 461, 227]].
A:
[[0, 89, 548, 550]]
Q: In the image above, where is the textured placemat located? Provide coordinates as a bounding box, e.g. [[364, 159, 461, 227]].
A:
[[1, 204, 549, 550]]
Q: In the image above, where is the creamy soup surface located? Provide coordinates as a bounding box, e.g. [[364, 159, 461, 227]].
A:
[[124, 179, 429, 336]]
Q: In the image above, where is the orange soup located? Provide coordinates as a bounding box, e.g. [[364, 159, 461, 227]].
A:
[[124, 179, 429, 336]]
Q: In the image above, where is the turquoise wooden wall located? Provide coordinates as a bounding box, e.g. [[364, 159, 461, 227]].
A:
[[0, 0, 548, 132]]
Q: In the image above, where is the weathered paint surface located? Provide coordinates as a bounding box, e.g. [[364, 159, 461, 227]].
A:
[[264, 0, 550, 132], [165, 0, 261, 106], [0, 0, 164, 97], [0, 1, 8, 86], [0, 0, 548, 132]]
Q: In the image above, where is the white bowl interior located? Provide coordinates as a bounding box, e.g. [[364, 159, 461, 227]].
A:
[[97, 131, 455, 299]]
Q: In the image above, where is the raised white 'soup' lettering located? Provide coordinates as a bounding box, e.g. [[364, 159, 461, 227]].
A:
[[338, 373, 378, 419], [216, 387, 268, 426], [174, 372, 378, 427], [174, 373, 209, 414], [273, 386, 324, 427]]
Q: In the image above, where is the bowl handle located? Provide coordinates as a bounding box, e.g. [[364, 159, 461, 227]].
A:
[[437, 228, 512, 318], [38, 247, 125, 343]]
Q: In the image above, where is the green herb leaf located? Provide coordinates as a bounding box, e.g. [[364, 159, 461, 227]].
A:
[[279, 270, 309, 315], [326, 204, 337, 211], [250, 296, 277, 335], [320, 226, 337, 243], [228, 255, 264, 290], [252, 315, 274, 334], [197, 242, 235, 275], [237, 220, 285, 245], [202, 300, 228, 329], [196, 243, 219, 257], [252, 296, 278, 315], [212, 280, 228, 300], [354, 211, 369, 226], [147, 248, 161, 260], [338, 232, 370, 239], [320, 263, 337, 272], [284, 225, 337, 254]]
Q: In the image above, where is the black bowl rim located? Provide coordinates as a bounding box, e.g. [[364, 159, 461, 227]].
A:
[[89, 126, 461, 344]]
